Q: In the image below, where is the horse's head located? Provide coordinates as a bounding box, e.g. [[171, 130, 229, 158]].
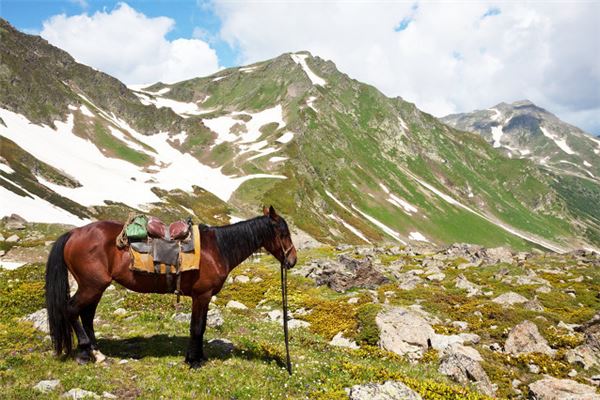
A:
[[262, 206, 297, 269]]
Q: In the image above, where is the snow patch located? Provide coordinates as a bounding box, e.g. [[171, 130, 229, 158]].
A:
[[0, 162, 14, 174], [398, 116, 409, 131], [79, 105, 95, 117], [269, 156, 288, 163], [290, 53, 326, 86], [0, 184, 89, 225], [147, 97, 214, 118], [276, 131, 294, 144], [491, 125, 504, 148], [488, 108, 502, 121], [328, 214, 371, 244], [351, 205, 406, 244], [583, 160, 592, 168], [379, 183, 390, 194], [212, 75, 228, 82], [306, 96, 318, 112], [409, 231, 429, 242], [540, 126, 576, 155], [325, 190, 352, 214], [387, 194, 418, 214], [239, 66, 257, 73]]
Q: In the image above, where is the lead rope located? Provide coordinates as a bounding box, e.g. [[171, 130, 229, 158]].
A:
[[278, 236, 293, 375]]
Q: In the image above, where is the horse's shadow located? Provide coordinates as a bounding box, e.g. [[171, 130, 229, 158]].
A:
[[97, 335, 286, 368]]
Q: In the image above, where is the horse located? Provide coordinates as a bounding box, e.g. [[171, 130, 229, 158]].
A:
[[45, 206, 297, 368]]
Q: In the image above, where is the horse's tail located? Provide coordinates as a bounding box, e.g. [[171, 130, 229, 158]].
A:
[[45, 231, 73, 355]]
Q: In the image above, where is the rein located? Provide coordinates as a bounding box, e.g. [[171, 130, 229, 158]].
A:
[[277, 236, 293, 375]]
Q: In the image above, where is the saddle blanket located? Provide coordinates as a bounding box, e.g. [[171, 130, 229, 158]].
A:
[[129, 224, 201, 274]]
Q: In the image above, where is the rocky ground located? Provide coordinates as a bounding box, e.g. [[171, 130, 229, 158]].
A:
[[1, 218, 599, 399]]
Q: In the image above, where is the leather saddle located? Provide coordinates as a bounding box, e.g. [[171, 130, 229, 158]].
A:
[[147, 216, 190, 241]]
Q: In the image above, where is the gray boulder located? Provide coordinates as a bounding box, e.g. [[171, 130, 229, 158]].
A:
[[348, 381, 422, 400], [34, 380, 60, 393], [492, 291, 528, 306], [376, 307, 435, 361], [207, 308, 224, 328], [22, 309, 49, 333], [505, 320, 554, 355], [455, 274, 482, 297], [439, 351, 495, 396], [61, 388, 100, 399], [529, 377, 600, 399]]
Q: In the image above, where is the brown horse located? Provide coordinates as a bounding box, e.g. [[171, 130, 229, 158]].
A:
[[45, 206, 297, 368]]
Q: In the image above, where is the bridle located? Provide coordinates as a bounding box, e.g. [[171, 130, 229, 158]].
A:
[[276, 233, 293, 375], [277, 235, 294, 267]]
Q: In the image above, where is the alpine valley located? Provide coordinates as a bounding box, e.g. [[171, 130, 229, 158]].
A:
[[1, 19, 599, 252]]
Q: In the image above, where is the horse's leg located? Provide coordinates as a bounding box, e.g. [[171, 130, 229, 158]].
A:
[[67, 285, 108, 363], [80, 300, 100, 350], [185, 291, 211, 368]]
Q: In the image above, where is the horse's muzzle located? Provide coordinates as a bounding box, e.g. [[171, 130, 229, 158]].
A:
[[284, 255, 297, 270]]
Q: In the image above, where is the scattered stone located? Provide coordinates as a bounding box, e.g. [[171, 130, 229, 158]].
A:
[[347, 297, 359, 304], [34, 379, 60, 393], [6, 234, 20, 243], [234, 275, 250, 283], [485, 247, 514, 264], [207, 308, 224, 328], [439, 351, 495, 396], [0, 234, 4, 241], [5, 214, 27, 230], [426, 272, 445, 282], [113, 308, 127, 316], [93, 350, 106, 364], [172, 313, 191, 323], [293, 255, 388, 292], [528, 377, 600, 399], [376, 306, 435, 361], [61, 388, 100, 399], [251, 277, 263, 283], [455, 274, 482, 297], [264, 309, 310, 329], [102, 392, 117, 399], [536, 285, 552, 294], [567, 312, 600, 370], [348, 380, 422, 400], [451, 321, 469, 331], [226, 300, 248, 309], [505, 320, 554, 355], [22, 308, 49, 333], [524, 299, 545, 312], [492, 291, 528, 306], [105, 285, 116, 291], [396, 272, 423, 291], [529, 364, 541, 374], [568, 369, 578, 377], [329, 332, 359, 349]]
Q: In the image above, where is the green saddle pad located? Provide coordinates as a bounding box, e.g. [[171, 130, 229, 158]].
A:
[[125, 215, 148, 240]]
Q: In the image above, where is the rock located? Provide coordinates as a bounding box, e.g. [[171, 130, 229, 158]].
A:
[[505, 320, 554, 355], [294, 255, 388, 292], [207, 338, 234, 356], [529, 364, 541, 374], [113, 308, 127, 316], [396, 272, 423, 291], [22, 308, 49, 333], [567, 312, 600, 369], [172, 313, 191, 323], [0, 234, 4, 241], [524, 299, 545, 312], [451, 321, 469, 331], [102, 393, 117, 399], [426, 272, 445, 282], [443, 343, 483, 362], [207, 308, 224, 328], [492, 291, 528, 306], [430, 334, 464, 351], [536, 285, 552, 294], [455, 274, 482, 297], [439, 351, 495, 396], [329, 332, 359, 349], [347, 297, 359, 304], [234, 275, 250, 283], [348, 380, 422, 400], [288, 319, 311, 329], [265, 309, 310, 329], [251, 277, 263, 283], [61, 388, 100, 399], [93, 350, 106, 364], [528, 377, 600, 399], [485, 246, 514, 264], [569, 369, 578, 377], [5, 214, 27, 230], [376, 307, 435, 361], [6, 234, 20, 243], [226, 300, 248, 309], [34, 379, 61, 393]]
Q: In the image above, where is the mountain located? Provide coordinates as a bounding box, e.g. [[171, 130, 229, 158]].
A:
[[441, 100, 600, 180], [1, 19, 598, 252]]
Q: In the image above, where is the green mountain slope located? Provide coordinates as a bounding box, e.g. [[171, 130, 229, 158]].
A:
[[0, 19, 597, 251]]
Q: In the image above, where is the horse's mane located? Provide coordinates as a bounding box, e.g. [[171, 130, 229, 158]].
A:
[[206, 216, 274, 268]]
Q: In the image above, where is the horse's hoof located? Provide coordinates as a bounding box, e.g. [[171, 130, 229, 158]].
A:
[[75, 350, 95, 365], [186, 357, 207, 369]]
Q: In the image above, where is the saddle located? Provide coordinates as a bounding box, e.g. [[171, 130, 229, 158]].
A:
[[117, 214, 201, 297]]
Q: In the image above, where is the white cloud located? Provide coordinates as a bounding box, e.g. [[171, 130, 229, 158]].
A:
[[41, 2, 220, 85], [212, 1, 600, 134]]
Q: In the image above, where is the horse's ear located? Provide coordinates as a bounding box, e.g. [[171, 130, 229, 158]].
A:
[[269, 205, 279, 219], [263, 206, 269, 216]]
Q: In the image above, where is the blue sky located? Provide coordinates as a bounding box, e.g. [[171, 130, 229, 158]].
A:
[[1, 1, 599, 135], [2, 0, 237, 66]]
